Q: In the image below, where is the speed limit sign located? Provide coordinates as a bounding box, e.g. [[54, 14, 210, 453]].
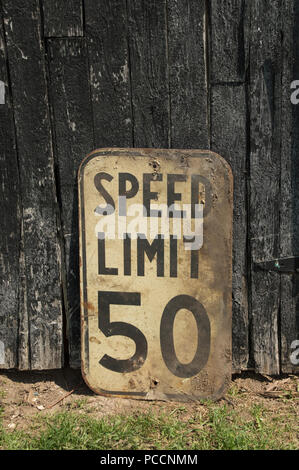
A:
[[79, 148, 233, 401]]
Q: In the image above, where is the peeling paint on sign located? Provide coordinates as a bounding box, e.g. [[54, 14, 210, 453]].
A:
[[79, 148, 233, 401]]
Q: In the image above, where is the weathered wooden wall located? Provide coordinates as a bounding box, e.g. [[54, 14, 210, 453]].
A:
[[0, 0, 298, 374]]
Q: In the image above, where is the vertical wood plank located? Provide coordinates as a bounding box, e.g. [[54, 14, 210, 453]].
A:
[[47, 38, 94, 368], [85, 0, 132, 148], [0, 5, 20, 369], [127, 0, 169, 147], [209, 1, 250, 371], [280, 0, 299, 373], [42, 0, 83, 37], [211, 85, 248, 371], [210, 0, 246, 83], [3, 0, 64, 369], [167, 0, 208, 148], [249, 0, 282, 374], [209, 0, 250, 372]]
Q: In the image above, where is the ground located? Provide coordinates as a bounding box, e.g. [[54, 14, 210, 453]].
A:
[[0, 369, 298, 450]]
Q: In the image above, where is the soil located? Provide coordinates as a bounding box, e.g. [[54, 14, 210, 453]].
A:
[[0, 368, 298, 432]]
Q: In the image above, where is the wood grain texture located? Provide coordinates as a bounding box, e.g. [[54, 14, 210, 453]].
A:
[[47, 38, 94, 368], [85, 0, 132, 149], [2, 0, 63, 370], [167, 0, 208, 148], [209, 1, 250, 372], [211, 85, 248, 371], [0, 6, 20, 368], [127, 0, 169, 147], [210, 0, 247, 83], [42, 0, 83, 37], [249, 0, 282, 374], [280, 0, 299, 373]]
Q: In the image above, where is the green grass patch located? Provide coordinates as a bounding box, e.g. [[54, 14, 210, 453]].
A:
[[0, 404, 297, 450]]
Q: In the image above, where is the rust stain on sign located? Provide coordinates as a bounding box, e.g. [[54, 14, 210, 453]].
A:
[[79, 148, 233, 401]]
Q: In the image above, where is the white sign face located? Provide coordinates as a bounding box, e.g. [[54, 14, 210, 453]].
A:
[[79, 148, 233, 401]]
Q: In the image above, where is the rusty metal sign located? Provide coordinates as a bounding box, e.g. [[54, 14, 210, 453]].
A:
[[79, 148, 233, 401]]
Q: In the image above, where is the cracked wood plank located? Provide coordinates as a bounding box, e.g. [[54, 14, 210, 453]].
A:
[[167, 0, 208, 148], [211, 84, 248, 372], [0, 4, 20, 368], [249, 0, 282, 375], [85, 0, 132, 149], [279, 0, 299, 373], [47, 38, 94, 368], [209, 0, 250, 372], [127, 0, 169, 147], [42, 0, 83, 38], [2, 0, 64, 369], [210, 0, 248, 83]]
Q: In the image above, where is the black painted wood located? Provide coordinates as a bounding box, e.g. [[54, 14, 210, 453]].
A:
[[209, 0, 250, 372], [0, 6, 20, 369], [211, 84, 248, 372], [85, 0, 132, 149], [2, 0, 64, 370], [42, 0, 83, 38], [47, 38, 94, 368], [280, 0, 299, 373], [249, 0, 282, 374], [167, 0, 208, 149], [127, 0, 169, 147], [210, 0, 247, 83]]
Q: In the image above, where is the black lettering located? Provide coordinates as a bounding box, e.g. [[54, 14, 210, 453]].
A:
[[167, 174, 187, 218], [123, 234, 131, 276], [191, 247, 199, 279], [137, 235, 164, 277], [94, 172, 115, 215], [98, 291, 147, 373], [98, 235, 118, 275], [119, 173, 139, 216], [143, 173, 162, 217], [160, 295, 210, 378], [170, 235, 178, 278]]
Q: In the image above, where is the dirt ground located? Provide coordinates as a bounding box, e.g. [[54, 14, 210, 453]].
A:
[[0, 368, 298, 432]]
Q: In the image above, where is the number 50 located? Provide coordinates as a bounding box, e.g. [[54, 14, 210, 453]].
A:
[[98, 291, 211, 379]]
